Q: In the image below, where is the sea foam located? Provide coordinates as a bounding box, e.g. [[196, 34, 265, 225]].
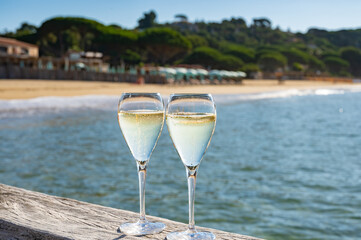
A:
[[0, 86, 360, 119], [214, 87, 360, 104]]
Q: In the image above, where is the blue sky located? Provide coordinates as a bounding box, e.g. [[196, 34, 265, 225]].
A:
[[1, 0, 361, 33]]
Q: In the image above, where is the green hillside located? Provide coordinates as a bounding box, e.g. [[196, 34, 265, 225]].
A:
[[3, 11, 361, 77]]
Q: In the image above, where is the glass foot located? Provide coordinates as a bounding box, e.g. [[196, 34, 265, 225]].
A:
[[119, 220, 165, 235], [167, 230, 215, 240]]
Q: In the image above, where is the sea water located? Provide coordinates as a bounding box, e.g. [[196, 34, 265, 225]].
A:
[[0, 88, 361, 240]]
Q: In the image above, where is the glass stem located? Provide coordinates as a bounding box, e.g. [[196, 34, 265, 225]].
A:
[[187, 169, 197, 233], [137, 163, 147, 222]]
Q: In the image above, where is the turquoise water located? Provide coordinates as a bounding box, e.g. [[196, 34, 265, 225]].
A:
[[1, 89, 361, 240]]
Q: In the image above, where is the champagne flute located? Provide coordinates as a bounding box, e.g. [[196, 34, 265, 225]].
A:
[[117, 93, 166, 235], [166, 94, 216, 240]]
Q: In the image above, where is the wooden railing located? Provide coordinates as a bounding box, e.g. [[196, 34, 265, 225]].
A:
[[0, 66, 167, 84], [305, 76, 354, 83], [0, 184, 262, 240]]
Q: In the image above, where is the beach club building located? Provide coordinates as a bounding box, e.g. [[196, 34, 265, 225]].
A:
[[0, 37, 39, 67], [0, 37, 39, 58], [0, 37, 110, 75]]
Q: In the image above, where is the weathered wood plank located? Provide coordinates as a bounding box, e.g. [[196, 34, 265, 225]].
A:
[[0, 184, 262, 240]]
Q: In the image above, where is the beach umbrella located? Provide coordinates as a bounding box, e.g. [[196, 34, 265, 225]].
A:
[[158, 67, 165, 74], [158, 67, 167, 76], [231, 71, 239, 78], [75, 62, 85, 70], [196, 69, 208, 81], [186, 69, 198, 76], [238, 71, 246, 78], [175, 68, 187, 81], [184, 69, 198, 81], [209, 70, 220, 76], [232, 71, 246, 78], [219, 70, 230, 78], [185, 69, 198, 81], [227, 71, 236, 78], [158, 67, 176, 80], [159, 67, 176, 75], [196, 69, 208, 75], [165, 68, 177, 75], [176, 68, 187, 75], [209, 69, 221, 81]]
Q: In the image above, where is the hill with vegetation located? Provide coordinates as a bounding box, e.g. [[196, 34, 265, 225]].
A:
[[3, 11, 361, 77]]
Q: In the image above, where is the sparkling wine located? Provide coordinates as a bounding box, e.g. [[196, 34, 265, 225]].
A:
[[166, 112, 216, 169], [118, 110, 164, 162]]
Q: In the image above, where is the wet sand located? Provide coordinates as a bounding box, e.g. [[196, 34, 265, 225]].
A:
[[0, 79, 356, 100]]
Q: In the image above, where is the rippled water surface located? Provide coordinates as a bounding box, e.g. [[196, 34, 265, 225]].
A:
[[1, 89, 361, 240]]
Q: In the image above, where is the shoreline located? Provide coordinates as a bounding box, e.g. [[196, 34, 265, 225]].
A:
[[0, 79, 359, 100]]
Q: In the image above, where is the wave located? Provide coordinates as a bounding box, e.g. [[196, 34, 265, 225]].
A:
[[214, 87, 360, 104], [0, 95, 119, 119], [1, 86, 361, 118]]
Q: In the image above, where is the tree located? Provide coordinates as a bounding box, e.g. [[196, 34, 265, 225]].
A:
[[37, 17, 138, 62], [175, 14, 188, 22], [123, 49, 142, 65], [183, 47, 243, 70], [292, 62, 304, 72], [220, 55, 244, 70], [323, 56, 349, 75], [252, 18, 272, 28], [16, 22, 37, 35], [340, 47, 361, 76], [108, 24, 122, 29], [138, 28, 191, 64], [187, 35, 208, 48], [321, 51, 339, 60], [11, 22, 39, 45], [94, 27, 138, 65], [242, 63, 260, 76], [230, 17, 247, 26], [308, 56, 325, 71], [183, 47, 222, 67], [5, 14, 361, 75], [307, 28, 361, 49], [258, 52, 287, 72], [255, 46, 282, 60], [281, 48, 309, 65], [38, 17, 104, 56], [138, 11, 157, 29], [222, 45, 255, 63]]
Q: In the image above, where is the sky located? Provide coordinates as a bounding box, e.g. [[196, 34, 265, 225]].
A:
[[1, 0, 361, 33]]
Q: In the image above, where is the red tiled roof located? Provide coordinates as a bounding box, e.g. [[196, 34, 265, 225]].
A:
[[0, 37, 38, 49]]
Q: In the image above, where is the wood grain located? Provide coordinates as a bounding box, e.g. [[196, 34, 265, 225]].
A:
[[0, 184, 262, 240]]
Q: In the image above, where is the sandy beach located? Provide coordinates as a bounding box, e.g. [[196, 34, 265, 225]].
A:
[[0, 79, 357, 100]]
